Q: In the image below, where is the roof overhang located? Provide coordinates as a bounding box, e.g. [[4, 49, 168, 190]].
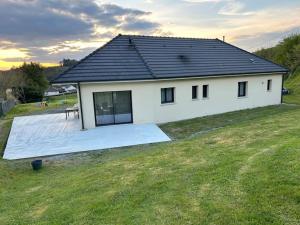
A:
[[51, 71, 288, 85]]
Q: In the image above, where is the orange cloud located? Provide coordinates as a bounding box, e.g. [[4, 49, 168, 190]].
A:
[[0, 61, 58, 71], [0, 48, 30, 60]]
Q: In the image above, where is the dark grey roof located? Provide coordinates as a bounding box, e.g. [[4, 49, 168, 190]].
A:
[[52, 34, 288, 83]]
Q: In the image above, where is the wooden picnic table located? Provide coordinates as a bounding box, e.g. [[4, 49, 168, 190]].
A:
[[65, 107, 79, 120]]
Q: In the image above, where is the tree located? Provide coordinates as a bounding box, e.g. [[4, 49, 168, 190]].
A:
[[59, 58, 78, 67], [291, 44, 300, 71], [0, 72, 7, 99], [14, 62, 48, 103], [0, 69, 25, 101], [255, 34, 300, 73]]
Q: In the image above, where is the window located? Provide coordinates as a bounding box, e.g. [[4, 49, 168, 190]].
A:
[[267, 79, 272, 91], [93, 91, 132, 126], [161, 88, 175, 104], [238, 81, 247, 97], [192, 86, 198, 99], [202, 85, 209, 98]]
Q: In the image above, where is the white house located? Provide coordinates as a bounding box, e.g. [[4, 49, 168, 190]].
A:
[[44, 86, 60, 97], [62, 85, 77, 93], [52, 34, 288, 130]]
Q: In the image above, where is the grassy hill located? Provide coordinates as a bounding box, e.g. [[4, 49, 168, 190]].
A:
[[255, 34, 300, 104], [255, 34, 300, 72], [283, 69, 300, 104], [0, 38, 299, 224], [0, 105, 300, 224]]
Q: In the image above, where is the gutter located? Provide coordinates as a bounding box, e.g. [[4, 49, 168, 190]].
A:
[[51, 71, 286, 85], [281, 74, 284, 104]]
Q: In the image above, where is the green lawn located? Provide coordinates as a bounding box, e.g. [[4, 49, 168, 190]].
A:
[[0, 104, 300, 225], [4, 93, 78, 120]]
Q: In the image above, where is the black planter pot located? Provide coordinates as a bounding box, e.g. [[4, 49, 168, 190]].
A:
[[31, 160, 42, 171]]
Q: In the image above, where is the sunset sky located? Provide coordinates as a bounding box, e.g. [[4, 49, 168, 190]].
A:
[[0, 0, 299, 70]]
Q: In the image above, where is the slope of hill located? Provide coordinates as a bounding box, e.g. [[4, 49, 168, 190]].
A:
[[0, 104, 300, 224], [0, 38, 299, 225], [255, 34, 300, 72], [283, 69, 300, 104], [255, 34, 300, 104]]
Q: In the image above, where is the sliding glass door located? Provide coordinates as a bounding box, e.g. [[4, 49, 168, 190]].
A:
[[94, 92, 114, 125], [93, 91, 132, 126], [113, 91, 132, 124]]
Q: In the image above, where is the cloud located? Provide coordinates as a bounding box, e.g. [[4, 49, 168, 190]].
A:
[[0, 1, 91, 43], [119, 17, 159, 31], [0, 0, 159, 44], [218, 1, 254, 16], [218, 6, 300, 50], [0, 48, 30, 60], [233, 26, 300, 51], [40, 40, 104, 55], [226, 6, 300, 37], [0, 0, 298, 70], [183, 0, 255, 16], [183, 0, 225, 3], [0, 0, 162, 69], [0, 61, 58, 70]]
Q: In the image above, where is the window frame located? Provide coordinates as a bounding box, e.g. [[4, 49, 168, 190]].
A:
[[192, 85, 198, 100], [161, 87, 175, 104], [202, 84, 209, 99], [238, 81, 247, 98], [267, 79, 272, 91]]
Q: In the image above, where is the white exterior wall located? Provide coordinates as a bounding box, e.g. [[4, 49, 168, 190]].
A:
[[79, 74, 283, 129]]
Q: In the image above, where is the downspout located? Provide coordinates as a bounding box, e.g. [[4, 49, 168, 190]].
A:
[[281, 73, 286, 104], [77, 82, 85, 130]]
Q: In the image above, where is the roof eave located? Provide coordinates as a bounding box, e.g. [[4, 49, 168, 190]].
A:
[[51, 70, 288, 84]]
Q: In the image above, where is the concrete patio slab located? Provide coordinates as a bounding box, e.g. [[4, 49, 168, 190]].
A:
[[3, 113, 171, 160]]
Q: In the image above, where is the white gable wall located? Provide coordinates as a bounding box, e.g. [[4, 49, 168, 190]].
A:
[[80, 74, 283, 129]]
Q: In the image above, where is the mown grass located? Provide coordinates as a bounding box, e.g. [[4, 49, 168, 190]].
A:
[[4, 93, 77, 119], [160, 105, 295, 139], [0, 104, 300, 225], [0, 120, 12, 156]]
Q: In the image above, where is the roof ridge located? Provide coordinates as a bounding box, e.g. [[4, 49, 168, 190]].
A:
[[129, 36, 156, 78], [51, 34, 122, 83], [215, 38, 289, 73], [122, 34, 216, 41]]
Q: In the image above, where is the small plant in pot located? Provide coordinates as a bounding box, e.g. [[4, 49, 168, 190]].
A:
[[31, 159, 42, 171]]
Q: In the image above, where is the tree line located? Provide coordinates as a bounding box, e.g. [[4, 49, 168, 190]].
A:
[[0, 59, 78, 102], [255, 34, 300, 74]]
